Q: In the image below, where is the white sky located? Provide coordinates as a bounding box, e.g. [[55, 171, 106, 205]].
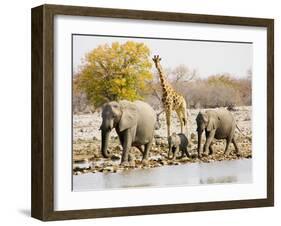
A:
[[73, 35, 252, 78]]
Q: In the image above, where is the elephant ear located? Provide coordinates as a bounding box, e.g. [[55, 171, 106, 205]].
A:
[[206, 117, 215, 131], [118, 101, 138, 132]]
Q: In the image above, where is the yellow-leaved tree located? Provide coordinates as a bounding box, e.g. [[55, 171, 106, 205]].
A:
[[74, 41, 152, 107]]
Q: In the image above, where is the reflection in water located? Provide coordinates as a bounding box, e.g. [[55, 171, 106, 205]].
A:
[[73, 159, 252, 191], [200, 176, 237, 184]]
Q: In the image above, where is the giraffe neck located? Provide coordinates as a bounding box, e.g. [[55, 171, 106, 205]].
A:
[[155, 64, 170, 93]]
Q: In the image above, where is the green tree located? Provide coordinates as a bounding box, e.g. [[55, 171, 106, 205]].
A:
[[74, 41, 152, 107]]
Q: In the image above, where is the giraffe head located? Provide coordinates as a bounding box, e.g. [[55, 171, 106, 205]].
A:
[[152, 55, 162, 67]]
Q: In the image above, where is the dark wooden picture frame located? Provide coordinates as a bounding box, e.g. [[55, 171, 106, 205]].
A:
[[31, 4, 274, 221]]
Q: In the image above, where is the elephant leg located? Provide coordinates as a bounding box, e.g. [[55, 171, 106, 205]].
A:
[[204, 130, 215, 156], [209, 142, 214, 155], [136, 145, 144, 155], [118, 134, 124, 145], [185, 147, 190, 158], [224, 137, 232, 155], [168, 147, 173, 159], [181, 147, 190, 158], [121, 130, 132, 164], [180, 149, 185, 158], [172, 146, 179, 160], [197, 132, 203, 158], [142, 141, 152, 163], [232, 138, 241, 156]]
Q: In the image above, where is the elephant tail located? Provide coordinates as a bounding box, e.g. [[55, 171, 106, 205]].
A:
[[236, 125, 246, 136]]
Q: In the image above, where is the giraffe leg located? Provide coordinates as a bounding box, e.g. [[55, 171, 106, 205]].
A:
[[176, 110, 184, 134], [165, 110, 171, 138], [180, 102, 188, 135]]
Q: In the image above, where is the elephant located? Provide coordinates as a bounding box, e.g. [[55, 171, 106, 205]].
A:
[[196, 109, 240, 158], [100, 100, 157, 165], [168, 133, 190, 160]]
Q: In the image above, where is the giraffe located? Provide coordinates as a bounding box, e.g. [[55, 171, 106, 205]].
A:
[[152, 55, 188, 138]]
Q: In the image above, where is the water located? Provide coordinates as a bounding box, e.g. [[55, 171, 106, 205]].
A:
[[73, 159, 252, 191]]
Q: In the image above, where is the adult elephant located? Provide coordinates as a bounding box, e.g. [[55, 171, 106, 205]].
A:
[[196, 109, 241, 158], [100, 100, 157, 165]]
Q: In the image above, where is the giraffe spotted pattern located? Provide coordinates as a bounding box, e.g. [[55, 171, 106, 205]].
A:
[[152, 55, 188, 137]]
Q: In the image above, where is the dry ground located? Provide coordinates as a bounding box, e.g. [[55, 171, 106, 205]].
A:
[[73, 106, 252, 174]]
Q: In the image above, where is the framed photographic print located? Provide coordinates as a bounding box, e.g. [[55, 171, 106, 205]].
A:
[[31, 4, 274, 221]]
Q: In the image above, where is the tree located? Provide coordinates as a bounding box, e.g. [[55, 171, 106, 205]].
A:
[[169, 64, 198, 82], [74, 41, 152, 107]]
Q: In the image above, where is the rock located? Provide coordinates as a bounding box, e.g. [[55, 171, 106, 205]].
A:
[[155, 139, 162, 146], [190, 153, 198, 158], [73, 166, 82, 172], [190, 133, 196, 139], [154, 163, 162, 167], [141, 159, 149, 166], [102, 166, 115, 173], [167, 161, 174, 165], [111, 154, 120, 161], [114, 145, 122, 152], [74, 159, 87, 164], [246, 154, 252, 158], [128, 161, 136, 167], [153, 147, 159, 152], [120, 161, 131, 168]]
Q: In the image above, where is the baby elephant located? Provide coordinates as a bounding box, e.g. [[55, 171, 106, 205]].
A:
[[168, 133, 190, 160]]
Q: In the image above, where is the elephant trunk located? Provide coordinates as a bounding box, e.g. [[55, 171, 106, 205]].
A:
[[101, 130, 110, 158]]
